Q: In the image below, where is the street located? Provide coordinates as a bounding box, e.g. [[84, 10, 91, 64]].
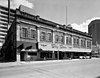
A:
[[0, 58, 100, 78]]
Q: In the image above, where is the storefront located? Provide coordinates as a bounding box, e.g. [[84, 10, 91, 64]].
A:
[[17, 41, 37, 61], [38, 42, 72, 60]]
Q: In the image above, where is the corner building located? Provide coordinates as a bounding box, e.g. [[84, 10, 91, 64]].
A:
[[1, 9, 92, 62]]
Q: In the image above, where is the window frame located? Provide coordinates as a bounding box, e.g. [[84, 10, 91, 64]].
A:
[[40, 31, 46, 41], [55, 34, 59, 43], [59, 35, 64, 44], [46, 32, 52, 42], [66, 35, 72, 45], [73, 36, 79, 47], [21, 27, 28, 38], [87, 40, 91, 49], [30, 28, 37, 39]]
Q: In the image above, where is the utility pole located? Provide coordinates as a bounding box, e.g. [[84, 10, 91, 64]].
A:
[[8, 0, 10, 29], [66, 6, 67, 25]]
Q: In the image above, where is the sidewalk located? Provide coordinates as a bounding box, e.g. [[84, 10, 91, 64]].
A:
[[0, 58, 99, 68]]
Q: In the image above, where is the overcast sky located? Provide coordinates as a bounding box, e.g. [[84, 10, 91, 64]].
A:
[[0, 0, 100, 32]]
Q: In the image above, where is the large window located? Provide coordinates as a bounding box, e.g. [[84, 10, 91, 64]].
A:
[[55, 35, 59, 43], [60, 36, 64, 44], [73, 37, 79, 47], [30, 29, 37, 39], [66, 36, 72, 45], [21, 27, 28, 38], [73, 38, 77, 45], [81, 39, 86, 48], [46, 33, 52, 42], [87, 40, 91, 49], [76, 38, 79, 46], [40, 31, 52, 42], [40, 32, 46, 41]]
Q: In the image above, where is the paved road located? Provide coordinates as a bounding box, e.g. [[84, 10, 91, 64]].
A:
[[0, 59, 100, 78]]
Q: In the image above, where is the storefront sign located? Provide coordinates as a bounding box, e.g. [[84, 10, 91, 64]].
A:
[[40, 44, 47, 47], [52, 44, 59, 48], [39, 42, 68, 51], [60, 44, 67, 49], [39, 42, 91, 52]]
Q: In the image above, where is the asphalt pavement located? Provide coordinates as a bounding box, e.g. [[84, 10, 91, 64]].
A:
[[0, 58, 100, 78]]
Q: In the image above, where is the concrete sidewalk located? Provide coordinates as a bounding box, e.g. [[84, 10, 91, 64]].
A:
[[0, 58, 99, 68]]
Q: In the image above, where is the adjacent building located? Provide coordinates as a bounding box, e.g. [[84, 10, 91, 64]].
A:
[[1, 8, 92, 62], [88, 20, 100, 57], [0, 5, 15, 48]]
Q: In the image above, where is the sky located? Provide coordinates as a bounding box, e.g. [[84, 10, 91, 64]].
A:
[[0, 0, 100, 32]]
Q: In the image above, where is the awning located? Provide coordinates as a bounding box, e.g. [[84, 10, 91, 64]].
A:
[[17, 43, 24, 49], [25, 45, 32, 50], [17, 41, 37, 49], [21, 49, 37, 52]]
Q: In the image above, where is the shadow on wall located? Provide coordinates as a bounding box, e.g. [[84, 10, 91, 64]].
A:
[[96, 76, 100, 78]]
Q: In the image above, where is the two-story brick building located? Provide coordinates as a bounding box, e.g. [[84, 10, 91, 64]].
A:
[[1, 8, 92, 62]]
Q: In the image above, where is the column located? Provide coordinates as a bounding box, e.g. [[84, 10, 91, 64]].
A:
[[37, 27, 40, 43], [64, 33, 66, 45], [52, 30, 55, 60], [58, 50, 59, 60], [52, 30, 55, 43], [37, 26, 40, 60], [17, 49, 21, 62], [52, 51, 55, 60], [37, 51, 40, 60]]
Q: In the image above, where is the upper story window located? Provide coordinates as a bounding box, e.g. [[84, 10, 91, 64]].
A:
[[76, 38, 79, 46], [40, 31, 46, 41], [55, 34, 64, 44], [73, 37, 79, 47], [30, 29, 37, 39], [81, 39, 86, 48], [66, 36, 72, 45], [46, 33, 52, 42], [21, 27, 28, 38], [40, 28, 53, 42], [55, 35, 59, 43], [87, 40, 91, 49], [59, 35, 64, 44], [73, 38, 77, 45]]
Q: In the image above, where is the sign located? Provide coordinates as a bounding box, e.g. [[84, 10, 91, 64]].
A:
[[38, 42, 91, 52], [60, 44, 67, 49], [52, 44, 59, 48], [39, 42, 68, 51]]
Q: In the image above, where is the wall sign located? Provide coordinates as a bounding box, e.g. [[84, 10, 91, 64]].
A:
[[39, 42, 69, 51]]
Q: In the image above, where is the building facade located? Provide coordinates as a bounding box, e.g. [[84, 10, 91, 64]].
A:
[[1, 8, 92, 62], [88, 20, 100, 57]]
